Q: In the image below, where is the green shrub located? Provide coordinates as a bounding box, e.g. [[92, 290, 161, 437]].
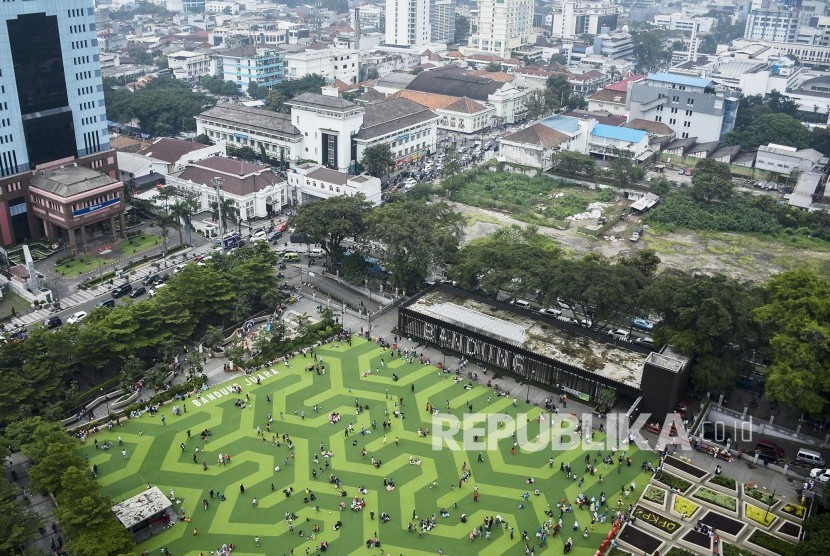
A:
[[654, 472, 691, 492], [747, 530, 793, 555], [780, 503, 805, 518], [692, 486, 737, 511], [709, 475, 737, 490], [744, 485, 776, 506], [643, 485, 666, 504]]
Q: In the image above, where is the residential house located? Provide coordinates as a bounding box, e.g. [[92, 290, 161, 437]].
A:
[[287, 163, 382, 205], [499, 124, 574, 170]]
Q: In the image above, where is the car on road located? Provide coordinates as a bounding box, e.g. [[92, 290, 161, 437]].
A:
[[129, 286, 147, 298], [632, 318, 654, 330], [608, 329, 631, 340], [44, 316, 62, 329], [403, 177, 417, 189], [111, 283, 132, 298], [148, 283, 167, 298], [172, 263, 187, 274], [96, 299, 116, 309], [810, 468, 830, 483], [143, 274, 161, 286], [67, 311, 88, 324], [540, 307, 562, 316], [635, 336, 655, 348], [251, 230, 268, 242]]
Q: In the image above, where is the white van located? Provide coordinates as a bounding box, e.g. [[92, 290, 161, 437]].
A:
[[796, 448, 826, 467], [512, 299, 531, 308]]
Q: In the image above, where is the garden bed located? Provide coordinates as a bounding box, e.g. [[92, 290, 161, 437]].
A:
[[779, 502, 805, 521], [632, 505, 682, 538], [776, 520, 801, 541], [672, 495, 700, 519], [654, 471, 692, 493], [692, 486, 738, 513], [617, 524, 663, 555], [745, 530, 794, 556], [743, 484, 779, 509], [722, 542, 760, 556], [641, 485, 667, 510], [681, 529, 711, 549], [664, 455, 708, 479], [707, 474, 738, 494], [699, 510, 746, 540], [744, 502, 779, 529]]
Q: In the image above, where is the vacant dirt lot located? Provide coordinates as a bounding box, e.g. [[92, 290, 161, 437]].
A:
[[455, 202, 830, 282]]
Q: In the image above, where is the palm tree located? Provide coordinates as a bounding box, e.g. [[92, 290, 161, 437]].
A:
[[210, 197, 238, 237], [156, 212, 175, 256], [169, 197, 198, 246]]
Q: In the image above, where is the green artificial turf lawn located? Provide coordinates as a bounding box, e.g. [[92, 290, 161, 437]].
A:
[[82, 336, 654, 555]]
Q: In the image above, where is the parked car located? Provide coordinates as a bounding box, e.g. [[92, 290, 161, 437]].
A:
[[172, 263, 187, 274], [810, 468, 830, 483], [251, 230, 268, 242], [540, 307, 562, 316], [632, 318, 654, 330], [148, 283, 167, 298], [111, 283, 132, 298], [635, 336, 655, 348], [96, 299, 116, 309], [67, 311, 88, 324], [608, 329, 631, 340], [143, 274, 160, 286], [44, 316, 62, 329], [129, 286, 147, 298]]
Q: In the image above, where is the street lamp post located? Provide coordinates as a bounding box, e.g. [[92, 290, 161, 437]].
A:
[[212, 177, 225, 254], [526, 371, 535, 404]]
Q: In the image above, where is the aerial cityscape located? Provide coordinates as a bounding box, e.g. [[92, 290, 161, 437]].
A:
[[0, 0, 828, 554]]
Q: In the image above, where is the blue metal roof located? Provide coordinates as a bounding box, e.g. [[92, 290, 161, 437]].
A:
[[539, 115, 581, 134], [648, 72, 712, 88], [590, 124, 647, 143]]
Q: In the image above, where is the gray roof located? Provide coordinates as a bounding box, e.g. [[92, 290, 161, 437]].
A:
[[354, 89, 389, 105], [686, 141, 721, 156], [286, 92, 359, 111], [198, 105, 301, 138], [353, 98, 438, 141], [307, 166, 350, 185], [405, 67, 502, 102], [31, 166, 119, 197], [789, 171, 822, 208], [710, 145, 741, 161], [112, 487, 172, 530], [376, 72, 417, 88], [663, 137, 698, 153]]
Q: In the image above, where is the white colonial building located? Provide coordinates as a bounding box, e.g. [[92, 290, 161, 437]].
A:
[[284, 48, 360, 85], [287, 162, 382, 205], [168, 50, 219, 80]]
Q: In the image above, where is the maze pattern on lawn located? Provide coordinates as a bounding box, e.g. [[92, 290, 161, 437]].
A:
[[83, 336, 654, 556]]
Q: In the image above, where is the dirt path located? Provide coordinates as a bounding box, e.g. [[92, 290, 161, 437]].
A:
[[453, 202, 830, 282]]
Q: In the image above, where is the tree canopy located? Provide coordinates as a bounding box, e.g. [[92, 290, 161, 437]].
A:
[[754, 270, 830, 416], [725, 112, 811, 150], [360, 144, 395, 177], [690, 158, 734, 203], [291, 194, 372, 266]]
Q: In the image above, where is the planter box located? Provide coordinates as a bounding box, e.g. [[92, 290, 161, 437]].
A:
[[775, 520, 801, 542], [616, 523, 664, 556], [689, 486, 740, 518], [632, 505, 683, 539], [669, 494, 701, 520], [705, 476, 738, 496], [744, 502, 779, 530], [741, 484, 780, 511], [698, 510, 747, 543], [639, 485, 668, 512], [663, 455, 709, 481], [744, 529, 794, 556], [676, 529, 712, 555], [777, 503, 806, 523], [652, 472, 693, 495]]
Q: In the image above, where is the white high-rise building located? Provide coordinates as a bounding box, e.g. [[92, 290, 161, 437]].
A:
[[469, 0, 535, 58], [385, 0, 432, 47], [0, 0, 110, 175], [551, 0, 621, 39], [744, 7, 800, 43]]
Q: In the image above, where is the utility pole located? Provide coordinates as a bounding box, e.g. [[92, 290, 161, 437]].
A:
[[213, 177, 226, 254]]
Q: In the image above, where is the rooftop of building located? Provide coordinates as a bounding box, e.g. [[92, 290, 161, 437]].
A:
[[116, 151, 163, 174], [646, 72, 713, 88], [112, 487, 172, 530], [137, 138, 210, 164], [306, 166, 350, 185], [624, 118, 675, 136], [220, 44, 280, 58], [758, 143, 825, 163], [376, 72, 418, 88], [501, 123, 572, 149], [177, 157, 283, 196], [31, 166, 119, 197], [441, 96, 489, 114], [591, 124, 647, 143], [286, 92, 359, 111], [392, 89, 459, 110], [588, 88, 627, 104], [539, 115, 581, 135], [197, 104, 301, 137], [405, 66, 503, 102], [408, 289, 648, 388], [353, 98, 437, 141]]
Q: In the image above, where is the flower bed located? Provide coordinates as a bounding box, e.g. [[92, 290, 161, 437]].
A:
[[746, 530, 794, 556], [693, 486, 737, 512], [618, 524, 663, 555], [700, 510, 746, 538], [633, 505, 682, 537], [744, 485, 778, 507], [723, 543, 760, 556], [745, 503, 778, 528], [672, 495, 700, 519], [643, 485, 667, 505], [654, 472, 692, 493], [777, 520, 801, 540], [779, 503, 805, 520], [664, 455, 708, 479], [708, 474, 737, 491], [667, 548, 698, 556], [681, 529, 711, 549]]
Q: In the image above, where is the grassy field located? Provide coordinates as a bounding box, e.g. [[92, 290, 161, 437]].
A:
[[82, 337, 653, 555], [449, 172, 616, 227], [54, 234, 163, 277]]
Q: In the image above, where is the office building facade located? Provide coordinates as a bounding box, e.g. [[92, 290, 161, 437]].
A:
[[385, 0, 432, 47], [469, 0, 535, 58]]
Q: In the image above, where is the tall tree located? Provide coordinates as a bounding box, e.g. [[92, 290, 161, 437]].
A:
[[368, 200, 464, 292], [0, 474, 41, 553], [170, 196, 199, 246], [543, 74, 573, 111], [631, 27, 670, 71], [442, 144, 461, 180], [454, 14, 470, 41], [523, 90, 547, 120], [726, 112, 811, 150], [754, 270, 830, 416], [690, 158, 734, 203], [360, 144, 395, 177], [291, 194, 372, 266]]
